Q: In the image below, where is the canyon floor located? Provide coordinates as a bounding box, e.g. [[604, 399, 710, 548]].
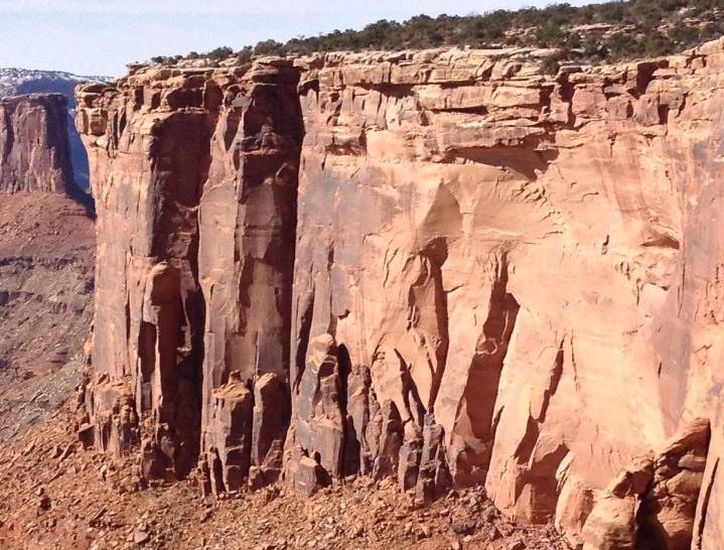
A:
[[0, 192, 94, 444], [0, 403, 566, 550]]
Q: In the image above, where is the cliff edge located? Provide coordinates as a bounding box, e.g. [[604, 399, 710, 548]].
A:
[[73, 38, 724, 549]]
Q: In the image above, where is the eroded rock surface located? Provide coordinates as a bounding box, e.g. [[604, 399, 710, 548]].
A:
[[286, 39, 724, 549], [75, 60, 302, 491], [582, 419, 711, 549], [75, 38, 724, 548], [0, 94, 75, 194]]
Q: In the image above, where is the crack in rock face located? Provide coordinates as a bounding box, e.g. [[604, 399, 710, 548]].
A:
[[72, 37, 724, 548]]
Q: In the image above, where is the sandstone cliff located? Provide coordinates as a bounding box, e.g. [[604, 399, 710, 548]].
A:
[[75, 38, 724, 549], [0, 94, 75, 194], [0, 68, 109, 190]]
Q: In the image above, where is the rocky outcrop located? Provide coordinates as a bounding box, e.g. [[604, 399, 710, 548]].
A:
[[285, 39, 724, 550], [75, 60, 302, 489], [581, 419, 710, 549], [0, 68, 109, 190], [0, 94, 75, 194], [76, 37, 724, 548]]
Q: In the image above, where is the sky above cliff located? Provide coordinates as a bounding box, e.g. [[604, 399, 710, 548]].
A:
[[0, 0, 596, 76]]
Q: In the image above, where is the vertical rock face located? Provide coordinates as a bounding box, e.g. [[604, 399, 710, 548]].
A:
[[0, 94, 75, 194], [196, 61, 302, 490], [77, 38, 724, 548], [286, 38, 724, 548], [0, 68, 111, 190], [75, 61, 302, 486]]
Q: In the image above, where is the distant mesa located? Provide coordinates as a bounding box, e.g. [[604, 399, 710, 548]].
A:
[[0, 93, 75, 195], [0, 68, 111, 191]]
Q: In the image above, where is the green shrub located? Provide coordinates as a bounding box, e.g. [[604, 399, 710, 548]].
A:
[[207, 46, 234, 60], [700, 21, 724, 40], [147, 0, 724, 67], [607, 32, 643, 59], [541, 50, 570, 74], [252, 40, 286, 56], [641, 31, 675, 56], [668, 22, 700, 45], [536, 23, 566, 47]]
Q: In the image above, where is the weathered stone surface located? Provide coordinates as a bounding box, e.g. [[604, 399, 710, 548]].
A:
[[0, 94, 74, 194], [581, 418, 711, 549], [75, 59, 303, 489], [370, 399, 404, 479], [582, 494, 638, 550], [287, 39, 724, 549], [289, 334, 347, 480], [251, 372, 289, 485], [638, 418, 711, 550], [286, 452, 330, 497], [76, 38, 724, 548], [85, 377, 139, 459], [0, 68, 111, 189], [398, 422, 423, 492], [204, 372, 253, 493], [416, 414, 452, 504]]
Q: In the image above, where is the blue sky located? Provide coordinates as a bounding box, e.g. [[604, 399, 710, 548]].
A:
[[0, 1, 595, 77]]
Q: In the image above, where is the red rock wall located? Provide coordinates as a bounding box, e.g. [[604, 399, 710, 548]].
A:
[[76, 38, 724, 548], [75, 61, 303, 486], [0, 94, 74, 193], [286, 41, 724, 549]]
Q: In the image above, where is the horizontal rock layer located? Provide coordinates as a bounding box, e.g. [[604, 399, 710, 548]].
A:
[[76, 39, 724, 549], [0, 94, 75, 194]]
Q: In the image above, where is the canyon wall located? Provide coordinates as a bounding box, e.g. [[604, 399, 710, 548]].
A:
[[74, 63, 302, 486], [0, 94, 75, 194], [75, 38, 724, 548], [0, 92, 94, 443]]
